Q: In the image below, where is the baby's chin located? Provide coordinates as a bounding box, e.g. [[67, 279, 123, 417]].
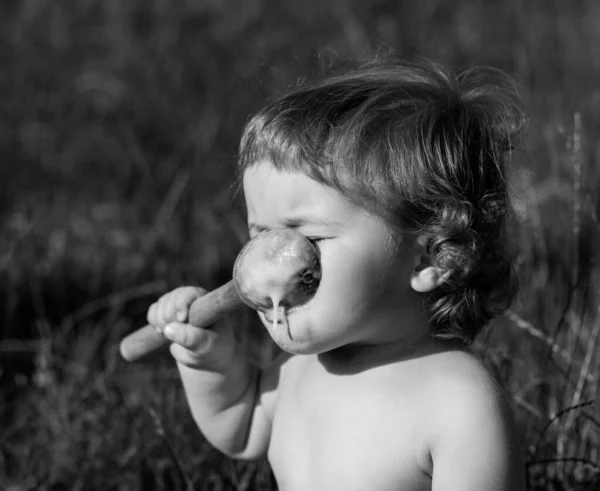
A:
[[258, 311, 328, 355]]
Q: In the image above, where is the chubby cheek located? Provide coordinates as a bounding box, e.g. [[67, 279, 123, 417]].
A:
[[313, 242, 395, 322], [330, 236, 395, 290]]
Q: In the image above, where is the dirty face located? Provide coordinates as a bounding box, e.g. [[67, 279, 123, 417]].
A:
[[242, 159, 416, 355]]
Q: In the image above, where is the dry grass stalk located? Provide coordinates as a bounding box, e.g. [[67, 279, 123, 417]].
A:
[[571, 112, 582, 287]]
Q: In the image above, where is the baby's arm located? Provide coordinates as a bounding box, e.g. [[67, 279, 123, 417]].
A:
[[148, 287, 283, 459], [176, 346, 283, 459], [428, 374, 526, 491]]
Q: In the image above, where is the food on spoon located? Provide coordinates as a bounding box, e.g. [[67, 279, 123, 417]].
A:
[[233, 228, 321, 328]]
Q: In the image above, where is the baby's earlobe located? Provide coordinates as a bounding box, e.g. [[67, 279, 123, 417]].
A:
[[410, 265, 448, 293], [410, 238, 449, 292]]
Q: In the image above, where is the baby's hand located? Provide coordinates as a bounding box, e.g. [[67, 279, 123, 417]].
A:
[[147, 286, 236, 369], [147, 286, 202, 329]]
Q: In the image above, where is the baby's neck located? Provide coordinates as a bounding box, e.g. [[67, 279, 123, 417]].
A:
[[317, 331, 463, 376]]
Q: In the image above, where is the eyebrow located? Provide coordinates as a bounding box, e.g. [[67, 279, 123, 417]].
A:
[[248, 216, 341, 232]]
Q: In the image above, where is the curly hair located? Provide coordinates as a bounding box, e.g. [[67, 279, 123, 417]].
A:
[[237, 55, 526, 343]]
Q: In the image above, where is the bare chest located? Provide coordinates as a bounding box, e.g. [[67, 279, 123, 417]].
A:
[[267, 357, 432, 491]]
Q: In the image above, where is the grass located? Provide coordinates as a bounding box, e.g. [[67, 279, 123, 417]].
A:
[[0, 0, 599, 489]]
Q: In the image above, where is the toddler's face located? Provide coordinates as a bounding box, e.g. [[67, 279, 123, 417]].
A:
[[243, 159, 419, 355]]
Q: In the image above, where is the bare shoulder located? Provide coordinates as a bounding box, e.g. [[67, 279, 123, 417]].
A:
[[419, 347, 527, 491], [420, 347, 516, 438], [424, 347, 506, 398]]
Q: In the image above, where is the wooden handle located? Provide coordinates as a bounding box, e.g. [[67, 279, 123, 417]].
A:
[[119, 280, 244, 362]]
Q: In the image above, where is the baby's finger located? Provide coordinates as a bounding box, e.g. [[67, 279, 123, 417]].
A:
[[163, 322, 210, 352], [147, 302, 158, 326], [174, 288, 202, 322], [157, 295, 179, 325], [161, 296, 178, 323], [170, 343, 208, 367]]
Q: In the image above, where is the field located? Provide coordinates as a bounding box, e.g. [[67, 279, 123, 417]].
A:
[[1, 1, 599, 490]]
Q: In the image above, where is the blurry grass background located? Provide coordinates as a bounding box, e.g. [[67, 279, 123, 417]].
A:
[[1, 0, 599, 490]]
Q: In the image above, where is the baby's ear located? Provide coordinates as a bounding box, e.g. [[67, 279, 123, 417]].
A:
[[409, 238, 450, 293]]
